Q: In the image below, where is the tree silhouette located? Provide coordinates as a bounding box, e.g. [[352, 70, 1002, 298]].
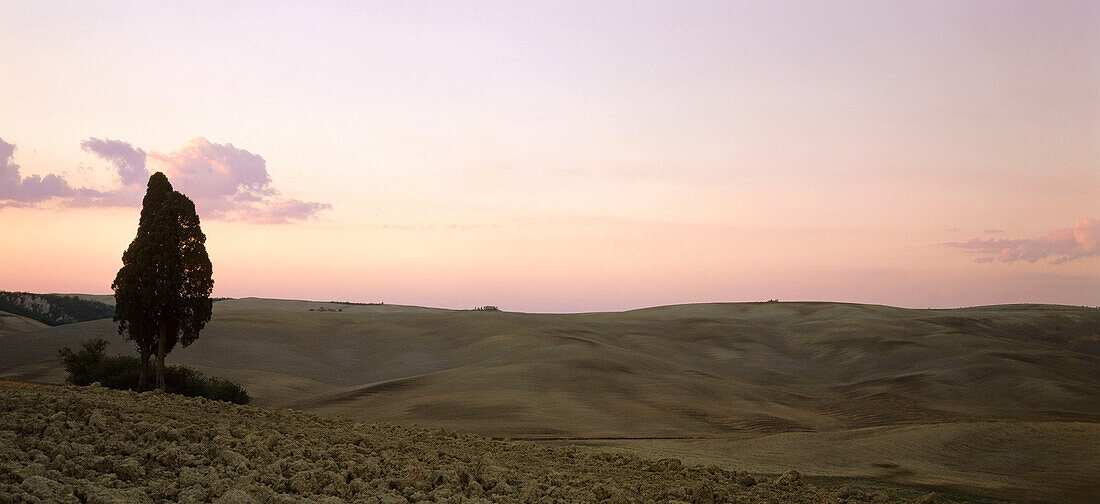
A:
[[112, 172, 213, 391], [112, 173, 173, 389], [148, 190, 213, 390]]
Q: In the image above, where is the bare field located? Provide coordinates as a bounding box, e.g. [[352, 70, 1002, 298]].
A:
[[0, 311, 47, 337], [0, 382, 919, 503], [1, 299, 1098, 502], [560, 421, 1100, 503]]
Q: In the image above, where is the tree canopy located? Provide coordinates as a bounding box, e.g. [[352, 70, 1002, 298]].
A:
[[112, 173, 172, 389], [112, 172, 213, 391]]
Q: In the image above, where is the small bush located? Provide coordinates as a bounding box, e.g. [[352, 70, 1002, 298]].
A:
[[57, 338, 111, 386], [203, 377, 251, 405], [94, 355, 142, 391], [58, 338, 251, 404], [163, 365, 206, 397]]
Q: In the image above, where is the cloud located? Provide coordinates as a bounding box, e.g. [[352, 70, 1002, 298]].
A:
[[0, 136, 329, 223], [240, 199, 333, 225], [947, 219, 1099, 264], [147, 138, 329, 223], [67, 187, 145, 208], [81, 138, 148, 186], [0, 138, 75, 207]]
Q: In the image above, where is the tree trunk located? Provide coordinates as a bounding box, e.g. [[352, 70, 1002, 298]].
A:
[[156, 324, 167, 391], [138, 346, 150, 390]]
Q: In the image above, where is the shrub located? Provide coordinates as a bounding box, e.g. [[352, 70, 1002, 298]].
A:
[[58, 339, 251, 404], [203, 377, 251, 405], [94, 355, 142, 391], [57, 338, 110, 386]]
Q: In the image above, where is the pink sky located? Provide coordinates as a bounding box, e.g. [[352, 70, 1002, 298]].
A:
[[1, 1, 1097, 312]]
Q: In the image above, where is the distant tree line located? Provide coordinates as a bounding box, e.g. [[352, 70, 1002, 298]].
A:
[[0, 291, 114, 326]]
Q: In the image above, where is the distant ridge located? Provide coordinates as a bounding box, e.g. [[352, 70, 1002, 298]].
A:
[[27, 292, 1100, 315], [0, 291, 114, 326]]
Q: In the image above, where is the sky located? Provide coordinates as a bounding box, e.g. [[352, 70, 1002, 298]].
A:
[[1, 1, 1098, 312]]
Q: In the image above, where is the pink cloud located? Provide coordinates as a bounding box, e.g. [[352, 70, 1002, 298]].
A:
[[0, 138, 76, 207], [0, 136, 329, 223], [240, 199, 334, 225], [81, 138, 148, 186], [67, 187, 144, 208], [147, 138, 329, 223], [948, 219, 1099, 264]]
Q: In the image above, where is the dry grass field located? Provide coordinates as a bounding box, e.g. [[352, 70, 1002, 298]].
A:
[[0, 311, 47, 337], [1, 299, 1097, 502]]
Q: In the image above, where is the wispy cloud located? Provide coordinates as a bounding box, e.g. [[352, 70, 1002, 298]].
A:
[[0, 138, 75, 206], [948, 219, 1099, 264], [0, 137, 329, 223], [81, 138, 148, 186]]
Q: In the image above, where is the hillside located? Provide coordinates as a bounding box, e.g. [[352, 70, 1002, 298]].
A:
[[1, 382, 928, 503], [1, 299, 1097, 502], [50, 293, 117, 307], [0, 310, 47, 337], [0, 291, 114, 326]]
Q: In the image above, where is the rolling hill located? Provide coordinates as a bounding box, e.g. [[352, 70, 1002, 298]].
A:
[[1, 298, 1097, 502], [0, 310, 48, 337]]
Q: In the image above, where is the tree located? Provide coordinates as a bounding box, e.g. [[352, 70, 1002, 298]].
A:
[[112, 172, 174, 390], [148, 190, 213, 390], [112, 172, 213, 391]]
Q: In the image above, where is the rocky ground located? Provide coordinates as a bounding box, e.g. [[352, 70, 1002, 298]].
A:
[[0, 381, 942, 503]]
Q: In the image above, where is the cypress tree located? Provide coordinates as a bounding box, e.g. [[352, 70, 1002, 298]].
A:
[[112, 172, 213, 391], [148, 190, 213, 390], [112, 172, 173, 390]]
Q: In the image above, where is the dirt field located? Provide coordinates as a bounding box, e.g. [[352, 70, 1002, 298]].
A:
[[2, 299, 1097, 502], [566, 420, 1100, 503], [0, 382, 934, 503]]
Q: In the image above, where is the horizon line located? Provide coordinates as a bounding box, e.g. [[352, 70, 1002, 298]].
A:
[[36, 292, 1100, 315]]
